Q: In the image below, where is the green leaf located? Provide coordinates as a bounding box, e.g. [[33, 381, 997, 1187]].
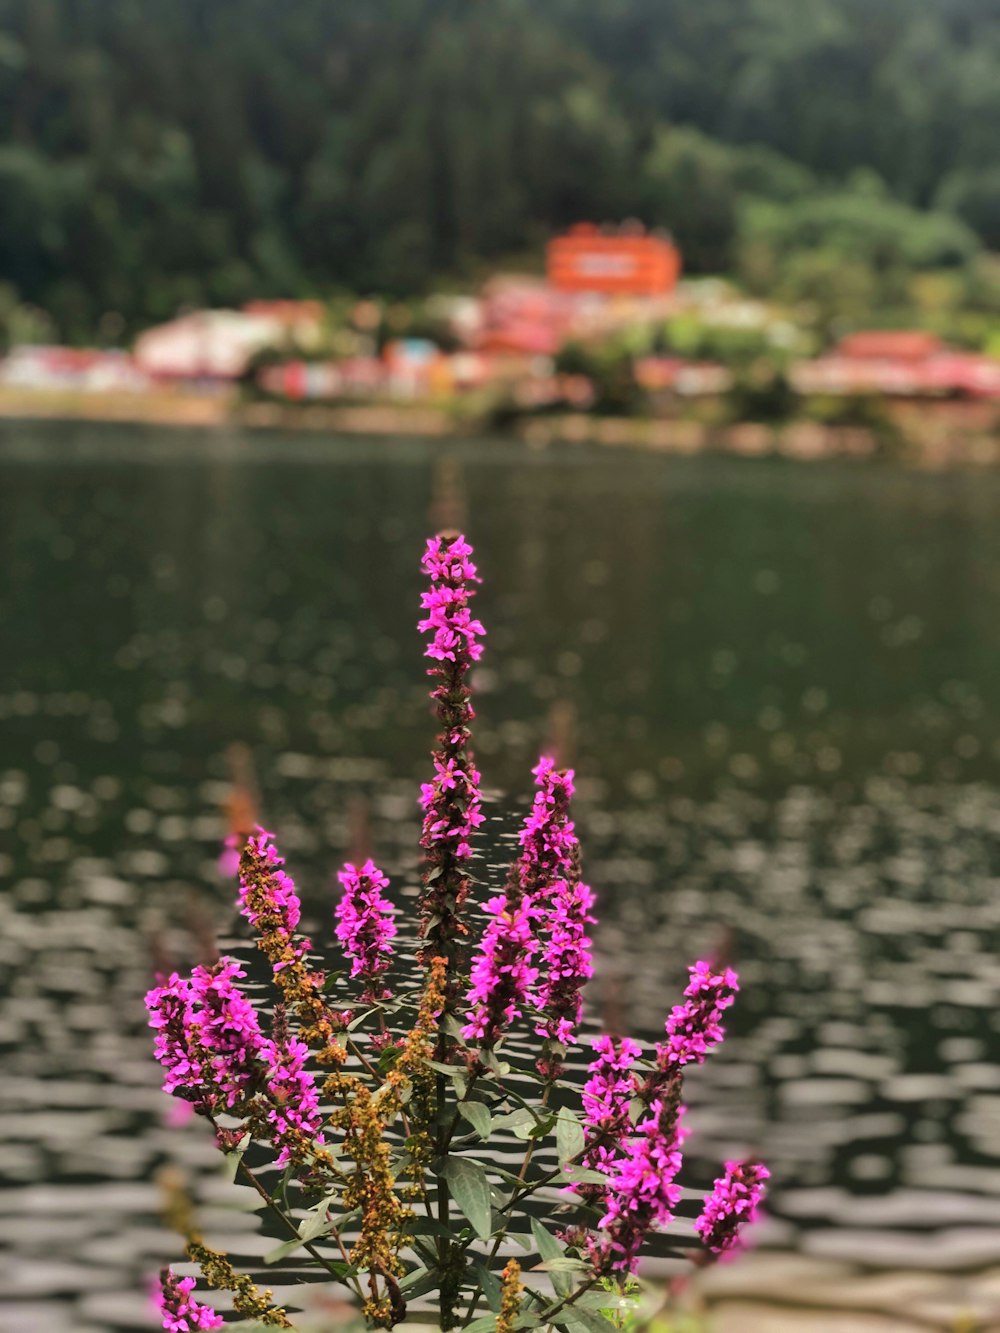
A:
[[493, 1107, 536, 1134], [442, 1156, 494, 1240], [459, 1101, 493, 1140], [398, 1266, 431, 1292], [221, 1131, 251, 1184], [551, 1309, 616, 1333], [529, 1217, 564, 1262], [552, 1167, 609, 1186], [441, 1012, 467, 1041], [425, 1058, 458, 1074], [535, 1257, 587, 1274], [472, 1258, 503, 1312], [556, 1110, 585, 1165], [263, 1235, 309, 1265], [530, 1218, 570, 1296], [403, 1215, 463, 1241], [513, 1111, 555, 1141], [464, 1317, 500, 1333]]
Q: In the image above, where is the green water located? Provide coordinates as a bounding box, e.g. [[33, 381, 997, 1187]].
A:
[[4, 420, 1000, 1327]]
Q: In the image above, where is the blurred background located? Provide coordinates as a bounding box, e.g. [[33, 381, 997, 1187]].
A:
[[4, 4, 1000, 1332]]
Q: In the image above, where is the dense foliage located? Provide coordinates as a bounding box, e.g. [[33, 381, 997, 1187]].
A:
[[2, 0, 1000, 337]]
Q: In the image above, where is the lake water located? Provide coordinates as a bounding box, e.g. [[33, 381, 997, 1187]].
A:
[[4, 420, 1000, 1329]]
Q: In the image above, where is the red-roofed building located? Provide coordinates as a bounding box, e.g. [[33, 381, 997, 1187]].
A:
[[835, 331, 945, 362], [547, 223, 681, 296]]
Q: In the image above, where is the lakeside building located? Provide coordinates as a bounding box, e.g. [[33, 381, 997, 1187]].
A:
[[134, 303, 323, 382], [0, 345, 150, 393], [547, 222, 681, 296], [792, 331, 1000, 399]]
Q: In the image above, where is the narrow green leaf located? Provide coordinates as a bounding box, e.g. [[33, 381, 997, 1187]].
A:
[[530, 1218, 570, 1295], [441, 1012, 467, 1041], [458, 1101, 493, 1140], [536, 1259, 588, 1276], [472, 1258, 503, 1312], [398, 1266, 430, 1292], [298, 1206, 333, 1244], [552, 1167, 609, 1186], [464, 1317, 500, 1333], [221, 1131, 251, 1184], [553, 1308, 617, 1333], [529, 1217, 563, 1261], [263, 1235, 308, 1265], [556, 1110, 585, 1165], [442, 1156, 494, 1240], [425, 1058, 462, 1075], [493, 1107, 536, 1134]]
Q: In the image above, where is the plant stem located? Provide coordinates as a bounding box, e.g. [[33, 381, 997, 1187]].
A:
[[232, 1153, 363, 1298], [539, 1274, 602, 1329]]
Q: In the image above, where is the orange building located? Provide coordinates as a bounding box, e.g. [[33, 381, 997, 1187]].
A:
[[546, 224, 681, 296]]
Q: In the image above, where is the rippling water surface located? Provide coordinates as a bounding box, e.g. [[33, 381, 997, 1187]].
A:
[[4, 421, 1000, 1329]]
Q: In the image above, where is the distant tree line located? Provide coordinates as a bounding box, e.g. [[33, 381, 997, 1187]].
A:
[[2, 0, 1000, 339]]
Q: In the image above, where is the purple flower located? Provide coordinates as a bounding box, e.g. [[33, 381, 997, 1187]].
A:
[[695, 1160, 770, 1256], [533, 876, 595, 1066], [656, 960, 739, 1073], [238, 829, 313, 970], [259, 1030, 325, 1168], [575, 1035, 642, 1197], [462, 883, 539, 1048], [155, 1267, 223, 1331], [597, 1099, 689, 1275], [518, 757, 576, 901], [504, 756, 594, 1072], [417, 533, 486, 966], [335, 858, 397, 1001], [146, 959, 264, 1114]]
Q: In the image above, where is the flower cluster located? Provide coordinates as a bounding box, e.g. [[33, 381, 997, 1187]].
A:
[[495, 1259, 523, 1333], [534, 877, 595, 1047], [518, 757, 577, 899], [656, 960, 739, 1074], [462, 880, 539, 1048], [577, 1035, 642, 1194], [148, 532, 768, 1331], [146, 959, 263, 1113], [506, 756, 596, 1070], [259, 1025, 325, 1168], [597, 1098, 689, 1274], [417, 533, 485, 968], [155, 1268, 223, 1332], [239, 831, 348, 1063], [419, 534, 486, 667], [238, 829, 309, 967], [335, 859, 397, 1001], [695, 1160, 770, 1256]]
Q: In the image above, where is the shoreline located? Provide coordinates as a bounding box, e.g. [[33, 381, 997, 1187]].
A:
[[2, 388, 1000, 468]]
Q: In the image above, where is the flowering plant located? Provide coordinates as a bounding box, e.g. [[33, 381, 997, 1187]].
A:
[[147, 533, 766, 1331]]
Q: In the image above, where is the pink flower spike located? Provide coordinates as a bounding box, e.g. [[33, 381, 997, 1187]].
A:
[[597, 1099, 689, 1275], [462, 885, 539, 1048], [335, 858, 397, 1001], [145, 958, 264, 1115], [656, 960, 739, 1073], [417, 532, 486, 964], [695, 1160, 770, 1256], [155, 1267, 224, 1331]]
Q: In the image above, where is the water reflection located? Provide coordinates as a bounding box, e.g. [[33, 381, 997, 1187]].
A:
[[4, 422, 1000, 1327]]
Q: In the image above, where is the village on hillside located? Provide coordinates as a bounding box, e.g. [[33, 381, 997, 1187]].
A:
[[4, 223, 1000, 458]]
